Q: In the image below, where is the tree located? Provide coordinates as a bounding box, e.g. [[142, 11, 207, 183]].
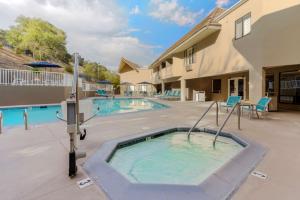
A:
[[82, 61, 120, 87], [0, 29, 7, 46], [6, 16, 69, 63]]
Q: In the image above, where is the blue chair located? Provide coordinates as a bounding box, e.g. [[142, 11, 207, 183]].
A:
[[159, 90, 170, 99], [96, 89, 109, 97], [221, 96, 242, 112], [243, 97, 272, 119]]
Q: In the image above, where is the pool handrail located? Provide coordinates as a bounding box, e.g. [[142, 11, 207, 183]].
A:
[[23, 109, 28, 130], [187, 101, 219, 139], [213, 102, 241, 148], [0, 111, 2, 134]]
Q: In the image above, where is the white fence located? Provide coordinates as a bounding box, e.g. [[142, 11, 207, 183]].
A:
[[82, 82, 113, 92], [0, 68, 115, 92], [0, 68, 73, 87]]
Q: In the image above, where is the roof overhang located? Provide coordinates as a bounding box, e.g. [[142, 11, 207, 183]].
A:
[[118, 58, 140, 74], [150, 23, 221, 69]]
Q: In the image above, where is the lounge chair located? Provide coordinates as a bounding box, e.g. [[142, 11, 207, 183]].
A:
[[96, 89, 109, 97], [160, 90, 175, 99], [158, 90, 170, 99], [166, 90, 181, 101], [221, 96, 242, 112], [242, 97, 272, 119]]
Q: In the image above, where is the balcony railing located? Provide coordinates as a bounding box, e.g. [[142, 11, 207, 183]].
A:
[[160, 66, 173, 79], [0, 68, 73, 87]]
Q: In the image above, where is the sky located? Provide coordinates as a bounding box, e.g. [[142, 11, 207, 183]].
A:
[[0, 0, 238, 70]]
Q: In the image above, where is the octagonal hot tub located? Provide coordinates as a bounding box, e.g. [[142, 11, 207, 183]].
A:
[[84, 128, 265, 200]]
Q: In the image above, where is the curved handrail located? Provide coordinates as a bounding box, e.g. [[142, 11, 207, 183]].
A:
[[56, 107, 100, 124], [187, 101, 218, 139], [81, 107, 100, 124], [213, 102, 241, 148], [56, 111, 67, 122]]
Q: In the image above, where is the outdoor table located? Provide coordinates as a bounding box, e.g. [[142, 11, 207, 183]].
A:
[[240, 100, 256, 119]]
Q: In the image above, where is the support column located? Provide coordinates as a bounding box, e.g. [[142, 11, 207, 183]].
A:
[[249, 68, 263, 103], [180, 78, 186, 102], [161, 80, 165, 94]]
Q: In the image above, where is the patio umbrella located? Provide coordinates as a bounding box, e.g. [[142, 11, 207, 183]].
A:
[[24, 61, 62, 72], [137, 81, 153, 85], [97, 80, 112, 84], [120, 82, 132, 85]]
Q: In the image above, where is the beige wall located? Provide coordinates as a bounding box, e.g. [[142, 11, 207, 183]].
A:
[[0, 86, 95, 106], [120, 69, 152, 85], [0, 86, 71, 106], [150, 0, 300, 103], [186, 72, 249, 101]]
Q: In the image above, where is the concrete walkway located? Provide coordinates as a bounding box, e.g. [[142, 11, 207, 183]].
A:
[[0, 100, 299, 200]]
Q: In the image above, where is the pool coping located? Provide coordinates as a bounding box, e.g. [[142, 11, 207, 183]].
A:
[[83, 127, 266, 200]]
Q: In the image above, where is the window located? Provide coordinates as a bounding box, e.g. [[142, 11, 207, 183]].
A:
[[212, 79, 222, 94], [279, 71, 300, 105], [161, 62, 166, 69], [235, 13, 251, 39], [184, 47, 195, 67]]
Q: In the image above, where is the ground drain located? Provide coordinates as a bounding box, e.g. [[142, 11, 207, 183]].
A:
[[77, 177, 93, 189], [251, 171, 267, 180]]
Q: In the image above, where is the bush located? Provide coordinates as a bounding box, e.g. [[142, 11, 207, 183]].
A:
[[0, 43, 3, 49], [64, 65, 73, 73]]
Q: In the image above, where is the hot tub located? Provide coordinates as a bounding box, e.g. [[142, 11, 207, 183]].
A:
[[84, 127, 265, 200]]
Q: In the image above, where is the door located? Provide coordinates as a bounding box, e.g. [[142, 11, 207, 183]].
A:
[[228, 77, 246, 100]]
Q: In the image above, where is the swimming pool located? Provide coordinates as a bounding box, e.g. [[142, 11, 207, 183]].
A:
[[0, 98, 167, 128], [0, 105, 61, 127], [108, 131, 243, 185], [93, 98, 168, 116]]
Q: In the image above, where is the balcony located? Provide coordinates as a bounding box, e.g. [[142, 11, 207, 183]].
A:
[[151, 71, 160, 84]]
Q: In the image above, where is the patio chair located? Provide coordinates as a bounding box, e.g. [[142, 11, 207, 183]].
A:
[[168, 90, 181, 101], [221, 96, 242, 112], [161, 90, 175, 99], [96, 89, 109, 97], [243, 97, 272, 119], [158, 90, 170, 99]]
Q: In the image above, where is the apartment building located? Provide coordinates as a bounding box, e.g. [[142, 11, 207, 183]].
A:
[[118, 57, 155, 96], [119, 0, 300, 111]]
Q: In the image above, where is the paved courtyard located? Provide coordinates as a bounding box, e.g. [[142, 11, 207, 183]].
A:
[[1, 99, 300, 200]]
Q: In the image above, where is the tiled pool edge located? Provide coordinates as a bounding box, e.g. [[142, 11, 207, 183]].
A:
[[83, 127, 266, 200]]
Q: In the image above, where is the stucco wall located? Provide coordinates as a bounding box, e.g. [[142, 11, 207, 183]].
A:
[[120, 69, 152, 85]]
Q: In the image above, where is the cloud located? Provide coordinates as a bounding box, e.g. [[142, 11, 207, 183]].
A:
[[0, 0, 158, 69], [149, 0, 203, 26], [216, 0, 230, 7], [130, 5, 140, 15]]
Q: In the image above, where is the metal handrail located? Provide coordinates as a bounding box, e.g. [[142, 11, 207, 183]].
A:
[[0, 111, 3, 134], [55, 107, 100, 124], [187, 101, 219, 139], [213, 102, 241, 148], [24, 109, 28, 130]]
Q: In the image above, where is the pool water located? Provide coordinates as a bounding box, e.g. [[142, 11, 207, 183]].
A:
[[0, 98, 167, 127], [108, 132, 243, 185], [0, 105, 61, 127], [93, 98, 167, 116]]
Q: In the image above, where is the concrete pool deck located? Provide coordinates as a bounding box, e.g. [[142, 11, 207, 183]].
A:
[[0, 100, 300, 200]]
